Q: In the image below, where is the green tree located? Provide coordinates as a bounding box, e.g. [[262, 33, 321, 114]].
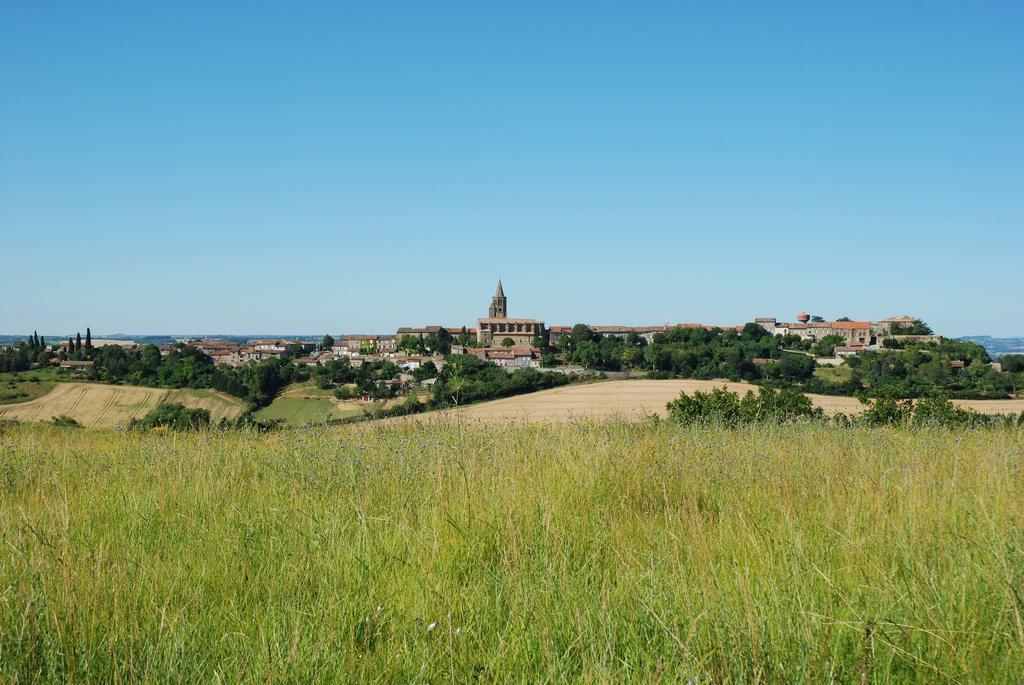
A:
[[811, 335, 845, 357], [321, 334, 335, 350], [423, 328, 452, 355], [501, 338, 515, 348], [397, 335, 425, 355], [667, 386, 822, 426], [1001, 355, 1024, 373], [412, 361, 439, 382], [85, 328, 92, 349], [75, 332, 82, 353], [741, 323, 770, 341], [890, 320, 933, 336], [131, 403, 211, 431]]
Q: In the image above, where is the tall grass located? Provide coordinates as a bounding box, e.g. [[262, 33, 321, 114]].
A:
[[0, 421, 1022, 682]]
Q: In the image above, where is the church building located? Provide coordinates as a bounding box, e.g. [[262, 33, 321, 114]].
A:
[[476, 280, 547, 346]]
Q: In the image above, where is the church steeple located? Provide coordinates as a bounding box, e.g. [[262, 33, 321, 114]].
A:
[[489, 279, 507, 318]]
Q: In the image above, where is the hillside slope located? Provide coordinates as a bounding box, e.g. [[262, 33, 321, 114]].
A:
[[0, 383, 246, 427]]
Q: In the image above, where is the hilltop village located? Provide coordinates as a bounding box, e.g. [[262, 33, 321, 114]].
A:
[[4, 279, 1018, 421], [159, 281, 936, 372]]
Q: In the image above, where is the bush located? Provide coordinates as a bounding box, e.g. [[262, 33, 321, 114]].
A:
[[666, 386, 823, 426], [131, 403, 211, 431], [857, 395, 996, 429], [767, 353, 815, 382], [333, 386, 357, 400], [857, 396, 912, 427], [912, 395, 990, 429], [49, 415, 80, 427]]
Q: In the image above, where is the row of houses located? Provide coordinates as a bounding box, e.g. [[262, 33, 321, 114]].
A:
[[546, 323, 740, 343], [185, 338, 320, 366], [752, 314, 937, 353], [453, 345, 542, 369]]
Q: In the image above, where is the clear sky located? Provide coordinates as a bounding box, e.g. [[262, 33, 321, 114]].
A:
[[2, 2, 1021, 337]]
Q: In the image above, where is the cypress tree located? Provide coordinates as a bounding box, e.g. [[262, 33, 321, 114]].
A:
[[39, 336, 45, 349], [85, 328, 92, 349], [75, 332, 82, 353]]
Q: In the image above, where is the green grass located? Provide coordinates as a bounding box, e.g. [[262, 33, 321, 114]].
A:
[[0, 368, 61, 405], [253, 395, 366, 426], [0, 421, 1022, 682], [253, 396, 336, 425], [814, 364, 854, 385]]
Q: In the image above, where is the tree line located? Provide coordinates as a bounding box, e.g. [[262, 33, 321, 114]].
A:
[[665, 385, 1024, 429], [551, 323, 1021, 400]]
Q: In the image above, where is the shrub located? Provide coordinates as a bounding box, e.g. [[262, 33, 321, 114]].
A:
[[667, 387, 744, 426], [857, 395, 997, 429], [131, 403, 211, 431], [857, 396, 912, 427], [49, 415, 80, 427], [666, 386, 823, 426], [333, 386, 357, 400], [912, 395, 990, 429]]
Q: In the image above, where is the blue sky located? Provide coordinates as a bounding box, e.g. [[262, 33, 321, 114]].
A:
[[2, 2, 1021, 337]]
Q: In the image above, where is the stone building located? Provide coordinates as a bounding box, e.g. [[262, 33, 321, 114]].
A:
[[476, 280, 547, 346]]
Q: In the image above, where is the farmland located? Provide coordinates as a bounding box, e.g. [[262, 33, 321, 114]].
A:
[[0, 382, 246, 427], [0, 369, 60, 405], [1, 421, 1022, 681], [252, 383, 378, 426], [413, 378, 1024, 424]]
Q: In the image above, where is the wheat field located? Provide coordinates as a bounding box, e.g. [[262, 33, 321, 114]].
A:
[[412, 379, 1024, 424], [0, 420, 1021, 682], [0, 382, 246, 427]]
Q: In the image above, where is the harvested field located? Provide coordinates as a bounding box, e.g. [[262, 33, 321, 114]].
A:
[[0, 383, 246, 427], [403, 379, 1024, 424]]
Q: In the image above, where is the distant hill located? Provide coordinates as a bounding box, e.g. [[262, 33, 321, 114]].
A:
[[960, 336, 1024, 358], [0, 334, 321, 346]]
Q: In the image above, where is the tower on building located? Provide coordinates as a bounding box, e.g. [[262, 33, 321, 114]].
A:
[[488, 279, 507, 319]]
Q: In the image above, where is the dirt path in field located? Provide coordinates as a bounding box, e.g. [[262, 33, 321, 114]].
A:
[[391, 379, 1024, 424]]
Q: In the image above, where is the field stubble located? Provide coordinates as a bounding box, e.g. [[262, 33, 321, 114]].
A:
[[0, 421, 1022, 682]]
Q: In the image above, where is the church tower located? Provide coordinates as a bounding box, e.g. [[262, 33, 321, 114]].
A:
[[488, 279, 507, 318]]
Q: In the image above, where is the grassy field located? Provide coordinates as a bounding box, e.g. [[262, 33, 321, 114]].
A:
[[0, 421, 1022, 682], [815, 365, 854, 385], [253, 396, 367, 426], [0, 368, 61, 405], [0, 382, 246, 427], [253, 383, 369, 426]]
